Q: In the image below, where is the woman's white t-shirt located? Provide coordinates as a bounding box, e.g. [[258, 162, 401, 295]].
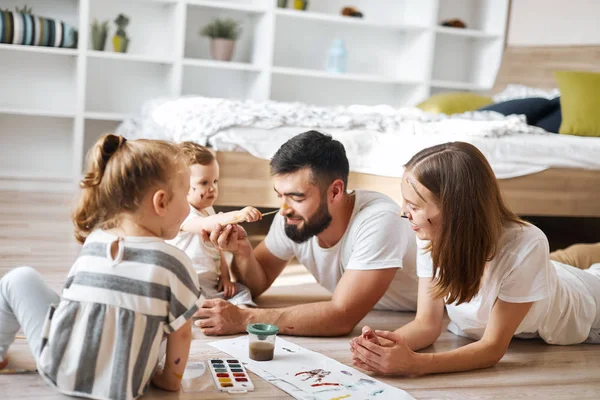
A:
[[417, 223, 600, 345]]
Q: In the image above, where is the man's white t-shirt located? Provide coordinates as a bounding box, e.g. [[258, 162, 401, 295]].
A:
[[417, 222, 600, 345], [167, 205, 221, 282], [264, 190, 418, 311]]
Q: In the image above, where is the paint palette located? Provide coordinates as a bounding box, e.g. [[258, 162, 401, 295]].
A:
[[207, 358, 255, 393]]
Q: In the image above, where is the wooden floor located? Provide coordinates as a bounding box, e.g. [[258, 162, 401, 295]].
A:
[[1, 191, 600, 399]]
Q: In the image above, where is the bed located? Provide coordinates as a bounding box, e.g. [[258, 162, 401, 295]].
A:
[[216, 45, 600, 217], [119, 45, 600, 217]]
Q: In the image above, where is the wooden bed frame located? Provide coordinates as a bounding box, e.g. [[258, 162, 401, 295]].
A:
[[215, 45, 600, 217]]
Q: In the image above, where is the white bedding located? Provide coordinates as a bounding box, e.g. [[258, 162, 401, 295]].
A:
[[117, 96, 600, 180], [209, 126, 600, 179]]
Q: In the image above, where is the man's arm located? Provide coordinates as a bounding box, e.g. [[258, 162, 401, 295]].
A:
[[230, 241, 289, 297], [196, 267, 398, 336], [202, 224, 289, 297]]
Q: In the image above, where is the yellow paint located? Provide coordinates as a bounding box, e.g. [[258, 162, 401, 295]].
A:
[[218, 377, 232, 383], [281, 203, 289, 210], [330, 395, 351, 400], [173, 372, 183, 379]]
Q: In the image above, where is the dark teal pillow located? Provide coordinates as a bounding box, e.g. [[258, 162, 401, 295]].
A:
[[478, 97, 558, 125], [535, 105, 561, 133]]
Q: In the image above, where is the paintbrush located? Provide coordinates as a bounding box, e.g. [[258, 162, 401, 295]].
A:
[[227, 209, 280, 225], [0, 368, 37, 375], [260, 209, 279, 217]]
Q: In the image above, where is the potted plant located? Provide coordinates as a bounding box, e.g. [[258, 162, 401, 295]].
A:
[[112, 13, 130, 53], [200, 18, 242, 62], [293, 0, 308, 10], [91, 19, 109, 51]]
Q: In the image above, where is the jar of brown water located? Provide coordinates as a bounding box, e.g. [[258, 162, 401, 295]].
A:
[[246, 323, 279, 362]]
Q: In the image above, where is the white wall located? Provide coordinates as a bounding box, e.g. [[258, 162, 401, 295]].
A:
[[508, 0, 600, 46]]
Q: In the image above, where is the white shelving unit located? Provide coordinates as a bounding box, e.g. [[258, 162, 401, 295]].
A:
[[0, 0, 508, 192]]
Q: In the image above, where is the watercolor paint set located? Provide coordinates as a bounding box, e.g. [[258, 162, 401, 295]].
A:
[[207, 358, 255, 393]]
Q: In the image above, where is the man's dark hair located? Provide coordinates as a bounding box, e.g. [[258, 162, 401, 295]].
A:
[[270, 130, 349, 191]]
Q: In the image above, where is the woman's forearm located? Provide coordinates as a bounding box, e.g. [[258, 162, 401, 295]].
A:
[[415, 339, 505, 375], [394, 318, 442, 351]]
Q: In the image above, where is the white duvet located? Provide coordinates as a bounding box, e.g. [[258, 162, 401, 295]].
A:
[[117, 96, 600, 179]]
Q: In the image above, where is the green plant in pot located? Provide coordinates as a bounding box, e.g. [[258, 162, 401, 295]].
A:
[[112, 13, 130, 53], [200, 18, 241, 62], [91, 19, 109, 51]]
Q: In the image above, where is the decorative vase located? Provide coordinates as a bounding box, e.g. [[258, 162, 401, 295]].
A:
[[293, 0, 308, 10], [91, 30, 107, 51], [277, 0, 288, 8], [326, 39, 347, 74], [210, 38, 235, 61], [112, 35, 129, 53]]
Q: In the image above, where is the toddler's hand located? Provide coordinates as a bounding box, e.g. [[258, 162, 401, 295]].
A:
[[240, 206, 262, 222], [218, 278, 238, 299]]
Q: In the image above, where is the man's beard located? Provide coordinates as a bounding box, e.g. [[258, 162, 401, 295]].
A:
[[284, 199, 332, 243]]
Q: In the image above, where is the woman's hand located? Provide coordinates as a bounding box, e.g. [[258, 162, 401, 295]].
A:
[[350, 329, 421, 376]]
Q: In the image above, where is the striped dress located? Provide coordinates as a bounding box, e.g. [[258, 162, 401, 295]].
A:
[[36, 230, 202, 400]]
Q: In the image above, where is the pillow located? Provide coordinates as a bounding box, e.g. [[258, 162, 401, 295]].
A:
[[416, 92, 493, 115], [534, 101, 561, 133], [555, 71, 600, 137], [478, 97, 558, 125], [0, 11, 78, 48], [492, 84, 560, 103]]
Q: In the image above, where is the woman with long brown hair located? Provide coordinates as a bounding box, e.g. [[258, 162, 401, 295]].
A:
[[350, 141, 600, 376]]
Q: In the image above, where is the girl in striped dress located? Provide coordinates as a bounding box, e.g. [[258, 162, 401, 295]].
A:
[[0, 134, 202, 400]]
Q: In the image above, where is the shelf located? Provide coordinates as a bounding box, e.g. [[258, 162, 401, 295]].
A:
[[272, 66, 422, 85], [183, 58, 262, 72], [86, 57, 173, 115], [0, 107, 75, 119], [185, 0, 266, 13], [84, 112, 128, 121], [430, 80, 487, 91], [435, 26, 501, 39], [0, 114, 74, 182], [0, 171, 73, 182], [0, 43, 78, 56], [182, 65, 265, 100], [275, 9, 426, 32], [87, 51, 172, 64], [132, 0, 179, 3]]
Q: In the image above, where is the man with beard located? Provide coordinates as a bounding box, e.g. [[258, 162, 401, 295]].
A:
[[195, 131, 418, 336]]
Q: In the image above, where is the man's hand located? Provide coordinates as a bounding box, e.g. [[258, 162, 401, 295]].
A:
[[201, 224, 251, 255], [194, 299, 248, 335]]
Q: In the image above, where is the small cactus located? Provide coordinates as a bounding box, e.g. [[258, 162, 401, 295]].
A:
[[91, 19, 109, 51], [114, 13, 130, 38]]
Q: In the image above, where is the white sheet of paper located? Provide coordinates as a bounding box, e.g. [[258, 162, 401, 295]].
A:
[[209, 336, 415, 400]]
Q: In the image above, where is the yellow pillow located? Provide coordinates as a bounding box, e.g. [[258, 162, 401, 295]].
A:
[[555, 70, 600, 137], [416, 92, 493, 115]]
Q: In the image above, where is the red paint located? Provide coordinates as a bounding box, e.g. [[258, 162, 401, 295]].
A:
[[233, 373, 245, 377], [311, 383, 341, 387], [216, 373, 229, 377], [235, 378, 248, 382], [174, 358, 181, 365]]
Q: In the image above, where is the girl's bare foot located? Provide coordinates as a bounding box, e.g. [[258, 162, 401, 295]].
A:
[[0, 357, 8, 370]]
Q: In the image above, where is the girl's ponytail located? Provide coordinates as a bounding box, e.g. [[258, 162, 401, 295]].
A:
[[73, 134, 128, 244]]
